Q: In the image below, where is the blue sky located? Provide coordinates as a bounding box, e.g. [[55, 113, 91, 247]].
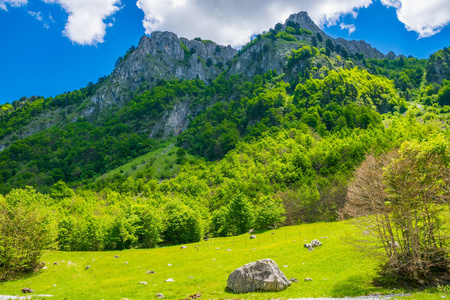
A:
[[0, 0, 449, 105]]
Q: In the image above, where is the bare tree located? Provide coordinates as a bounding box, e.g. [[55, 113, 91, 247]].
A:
[[341, 137, 450, 285]]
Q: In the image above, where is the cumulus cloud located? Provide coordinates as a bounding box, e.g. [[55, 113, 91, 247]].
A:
[[0, 0, 27, 11], [43, 0, 121, 45], [136, 0, 372, 47], [381, 0, 450, 38], [340, 23, 356, 35]]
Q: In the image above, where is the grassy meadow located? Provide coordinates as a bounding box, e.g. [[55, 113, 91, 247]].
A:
[[0, 221, 447, 299]]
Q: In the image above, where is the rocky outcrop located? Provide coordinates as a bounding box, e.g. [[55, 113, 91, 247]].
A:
[[227, 259, 291, 293], [87, 32, 236, 116], [334, 38, 385, 60]]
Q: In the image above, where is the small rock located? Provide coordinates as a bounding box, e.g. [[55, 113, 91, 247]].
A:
[[188, 276, 193, 279], [43, 266, 48, 269], [290, 278, 299, 283], [185, 292, 201, 299], [92, 259, 95, 262], [227, 249, 232, 251], [250, 235, 256, 239], [139, 281, 147, 285], [53, 284, 56, 287], [311, 239, 322, 247], [283, 265, 288, 268], [248, 229, 254, 234], [21, 288, 34, 293], [124, 262, 128, 265], [165, 278, 174, 282], [168, 263, 172, 266], [156, 293, 164, 299], [114, 255, 120, 258], [271, 232, 275, 235], [147, 270, 156, 274], [304, 278, 313, 281], [181, 246, 187, 249], [215, 247, 220, 250], [85, 265, 91, 270], [53, 262, 59, 265]]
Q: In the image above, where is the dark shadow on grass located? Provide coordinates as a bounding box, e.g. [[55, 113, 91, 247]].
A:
[[331, 275, 372, 297]]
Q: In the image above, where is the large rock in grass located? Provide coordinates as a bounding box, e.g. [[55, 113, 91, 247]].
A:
[[227, 259, 291, 293]]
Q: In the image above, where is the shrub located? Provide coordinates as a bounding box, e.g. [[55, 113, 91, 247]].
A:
[[165, 203, 202, 244], [341, 136, 450, 285], [0, 187, 56, 280], [254, 196, 286, 230]]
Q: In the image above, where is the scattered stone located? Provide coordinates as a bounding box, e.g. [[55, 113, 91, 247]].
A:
[[139, 281, 147, 285], [43, 266, 48, 269], [92, 259, 95, 262], [21, 288, 34, 293], [188, 276, 193, 279], [363, 230, 370, 235], [227, 258, 291, 293], [271, 232, 275, 235], [250, 235, 256, 239], [248, 229, 254, 234], [304, 239, 322, 251], [165, 278, 174, 282], [310, 239, 322, 247], [181, 246, 187, 249], [283, 265, 288, 268], [290, 278, 299, 283], [182, 292, 201, 299], [156, 293, 164, 299], [124, 262, 128, 265], [85, 265, 91, 270], [147, 270, 156, 274], [67, 261, 76, 267], [304, 278, 313, 281], [304, 243, 314, 251], [53, 262, 59, 265], [215, 247, 220, 250], [114, 255, 120, 258], [227, 249, 232, 251], [53, 284, 56, 287], [168, 264, 172, 266]]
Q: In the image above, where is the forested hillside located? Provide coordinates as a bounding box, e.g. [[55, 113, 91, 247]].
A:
[[0, 11, 449, 260]]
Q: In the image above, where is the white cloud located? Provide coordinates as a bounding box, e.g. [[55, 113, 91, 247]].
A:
[[136, 0, 372, 47], [43, 0, 121, 45], [340, 23, 356, 35], [381, 0, 450, 38], [28, 10, 43, 21], [0, 0, 27, 11]]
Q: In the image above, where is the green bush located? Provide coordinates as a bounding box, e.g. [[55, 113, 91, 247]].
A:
[[165, 203, 202, 244], [254, 196, 286, 230], [0, 187, 56, 280]]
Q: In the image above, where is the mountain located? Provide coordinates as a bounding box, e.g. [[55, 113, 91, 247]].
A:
[[0, 10, 446, 194]]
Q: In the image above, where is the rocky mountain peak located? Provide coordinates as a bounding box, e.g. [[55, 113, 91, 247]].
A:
[[285, 11, 326, 36]]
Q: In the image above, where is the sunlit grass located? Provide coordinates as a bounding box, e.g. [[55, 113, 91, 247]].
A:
[[0, 221, 447, 299]]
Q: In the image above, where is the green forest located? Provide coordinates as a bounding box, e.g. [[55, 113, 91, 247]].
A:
[[1, 24, 450, 288]]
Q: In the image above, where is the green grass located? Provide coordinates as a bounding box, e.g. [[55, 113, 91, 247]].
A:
[[0, 221, 447, 299], [97, 140, 196, 181]]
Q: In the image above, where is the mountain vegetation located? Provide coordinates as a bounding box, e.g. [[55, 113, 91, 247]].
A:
[[0, 11, 449, 290]]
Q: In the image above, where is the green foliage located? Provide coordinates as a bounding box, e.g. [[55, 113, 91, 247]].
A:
[[227, 192, 254, 235], [254, 195, 285, 230], [0, 187, 56, 280], [437, 80, 450, 106], [164, 202, 202, 244], [276, 31, 296, 42], [294, 67, 406, 113]]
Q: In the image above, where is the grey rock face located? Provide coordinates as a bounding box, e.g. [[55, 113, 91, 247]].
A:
[[334, 38, 385, 60], [227, 259, 291, 293], [87, 32, 236, 115], [285, 12, 327, 36]]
